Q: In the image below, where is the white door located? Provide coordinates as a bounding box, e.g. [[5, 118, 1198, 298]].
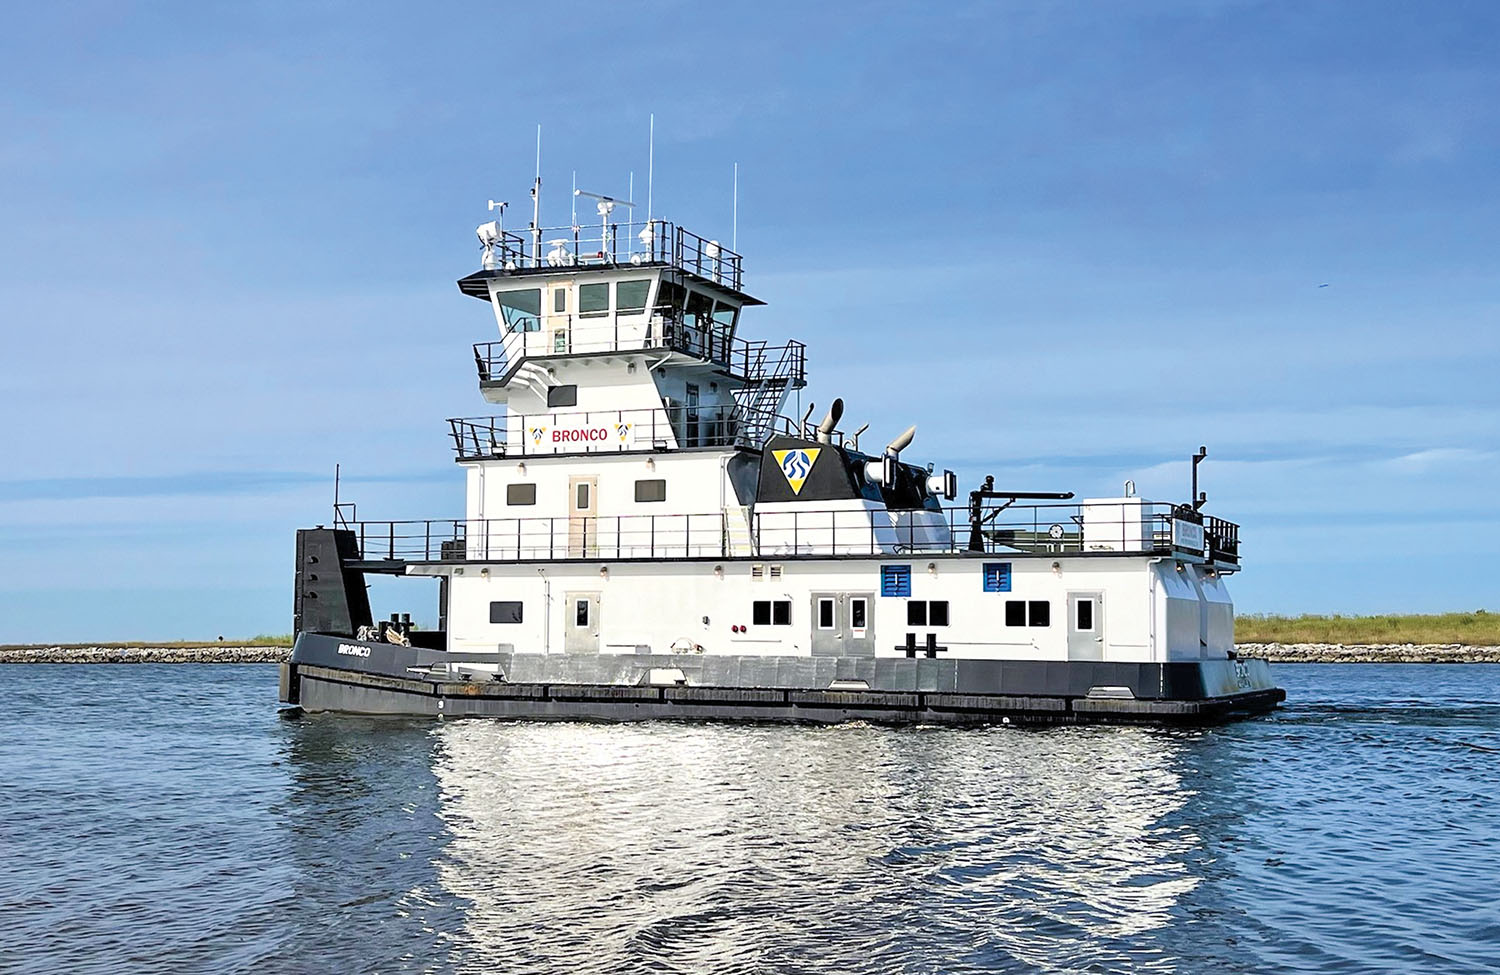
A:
[[1067, 591, 1104, 661]]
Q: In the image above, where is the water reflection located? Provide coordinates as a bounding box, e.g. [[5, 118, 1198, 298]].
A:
[[268, 715, 471, 971], [426, 722, 1219, 974]]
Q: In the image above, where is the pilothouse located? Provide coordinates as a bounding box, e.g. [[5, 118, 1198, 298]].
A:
[[280, 163, 1285, 723]]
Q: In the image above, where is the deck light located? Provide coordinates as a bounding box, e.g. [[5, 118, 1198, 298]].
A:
[[599, 566, 609, 578], [1052, 561, 1062, 575], [517, 462, 527, 476], [714, 565, 724, 578]]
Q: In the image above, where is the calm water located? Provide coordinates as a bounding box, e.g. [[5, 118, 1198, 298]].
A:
[[2, 665, 1497, 974]]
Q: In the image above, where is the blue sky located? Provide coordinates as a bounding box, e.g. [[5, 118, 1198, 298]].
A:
[[2, 1, 1497, 640]]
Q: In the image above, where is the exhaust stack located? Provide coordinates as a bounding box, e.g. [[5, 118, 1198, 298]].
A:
[[816, 398, 844, 444], [866, 425, 917, 486]]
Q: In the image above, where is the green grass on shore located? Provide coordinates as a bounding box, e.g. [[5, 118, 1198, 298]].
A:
[[0, 634, 294, 650], [1236, 612, 1499, 646]]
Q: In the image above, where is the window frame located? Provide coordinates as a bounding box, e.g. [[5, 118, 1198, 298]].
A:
[[494, 288, 542, 332], [850, 598, 868, 631], [577, 281, 610, 318], [616, 278, 651, 314], [506, 483, 536, 506], [547, 385, 578, 409], [634, 479, 667, 503], [1004, 600, 1027, 627], [817, 598, 836, 630], [1028, 600, 1051, 627], [489, 601, 524, 624]]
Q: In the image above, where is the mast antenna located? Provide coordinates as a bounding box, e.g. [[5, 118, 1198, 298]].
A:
[[646, 113, 654, 225], [571, 170, 577, 227], [530, 124, 542, 268], [732, 162, 738, 252]]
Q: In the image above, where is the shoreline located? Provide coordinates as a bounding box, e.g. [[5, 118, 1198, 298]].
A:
[[2, 643, 1499, 664]]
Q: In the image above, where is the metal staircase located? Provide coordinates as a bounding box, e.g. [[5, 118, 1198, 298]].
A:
[[731, 341, 805, 447]]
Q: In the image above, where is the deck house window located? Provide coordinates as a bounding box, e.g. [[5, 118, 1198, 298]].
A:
[[616, 279, 650, 313], [506, 483, 536, 506], [490, 601, 523, 624], [753, 600, 791, 626], [547, 385, 578, 408], [1005, 600, 1050, 626], [578, 282, 609, 317], [907, 600, 949, 626], [685, 290, 714, 331], [495, 288, 541, 332], [635, 479, 667, 503]]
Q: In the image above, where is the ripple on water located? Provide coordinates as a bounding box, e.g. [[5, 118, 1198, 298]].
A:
[[0, 663, 1498, 974]]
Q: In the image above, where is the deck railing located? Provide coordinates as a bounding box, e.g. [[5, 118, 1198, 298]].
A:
[[474, 319, 804, 388], [343, 502, 1238, 565], [481, 220, 743, 291]]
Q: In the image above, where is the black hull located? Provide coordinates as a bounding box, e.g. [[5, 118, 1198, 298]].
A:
[[282, 634, 1285, 726]]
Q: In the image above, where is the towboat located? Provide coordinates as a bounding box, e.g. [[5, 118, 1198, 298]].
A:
[[280, 169, 1284, 724]]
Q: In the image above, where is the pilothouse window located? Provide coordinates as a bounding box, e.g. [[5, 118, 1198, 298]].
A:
[[578, 282, 609, 317], [494, 288, 541, 332], [617, 279, 650, 313]]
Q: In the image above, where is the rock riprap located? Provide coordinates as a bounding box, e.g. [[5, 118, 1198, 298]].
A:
[[0, 646, 292, 664], [1238, 643, 1500, 663]]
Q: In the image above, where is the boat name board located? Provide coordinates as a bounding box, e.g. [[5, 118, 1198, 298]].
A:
[[1172, 518, 1205, 553], [524, 418, 635, 449]]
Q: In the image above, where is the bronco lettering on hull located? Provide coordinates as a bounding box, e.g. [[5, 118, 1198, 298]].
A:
[[552, 428, 609, 443]]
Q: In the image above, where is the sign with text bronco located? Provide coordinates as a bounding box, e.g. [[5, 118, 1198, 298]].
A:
[[521, 416, 636, 452]]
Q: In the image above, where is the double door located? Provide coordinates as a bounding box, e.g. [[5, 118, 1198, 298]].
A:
[[809, 591, 875, 657]]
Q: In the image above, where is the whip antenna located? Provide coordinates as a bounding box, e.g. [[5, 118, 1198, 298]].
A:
[[530, 124, 542, 267]]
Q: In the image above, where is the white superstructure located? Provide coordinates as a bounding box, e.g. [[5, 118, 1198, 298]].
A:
[[335, 186, 1245, 676]]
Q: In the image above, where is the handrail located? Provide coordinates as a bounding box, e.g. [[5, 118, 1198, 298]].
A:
[[474, 320, 804, 388], [476, 219, 744, 290], [340, 501, 1240, 565]]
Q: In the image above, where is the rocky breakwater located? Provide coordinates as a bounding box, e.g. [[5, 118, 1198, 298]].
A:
[[0, 645, 292, 664], [1239, 642, 1500, 663]]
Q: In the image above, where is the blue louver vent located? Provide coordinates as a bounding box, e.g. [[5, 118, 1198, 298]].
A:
[[983, 562, 1012, 593], [881, 565, 911, 597]]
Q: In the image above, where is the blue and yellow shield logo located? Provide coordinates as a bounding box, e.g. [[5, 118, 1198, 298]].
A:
[[772, 448, 820, 495]]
